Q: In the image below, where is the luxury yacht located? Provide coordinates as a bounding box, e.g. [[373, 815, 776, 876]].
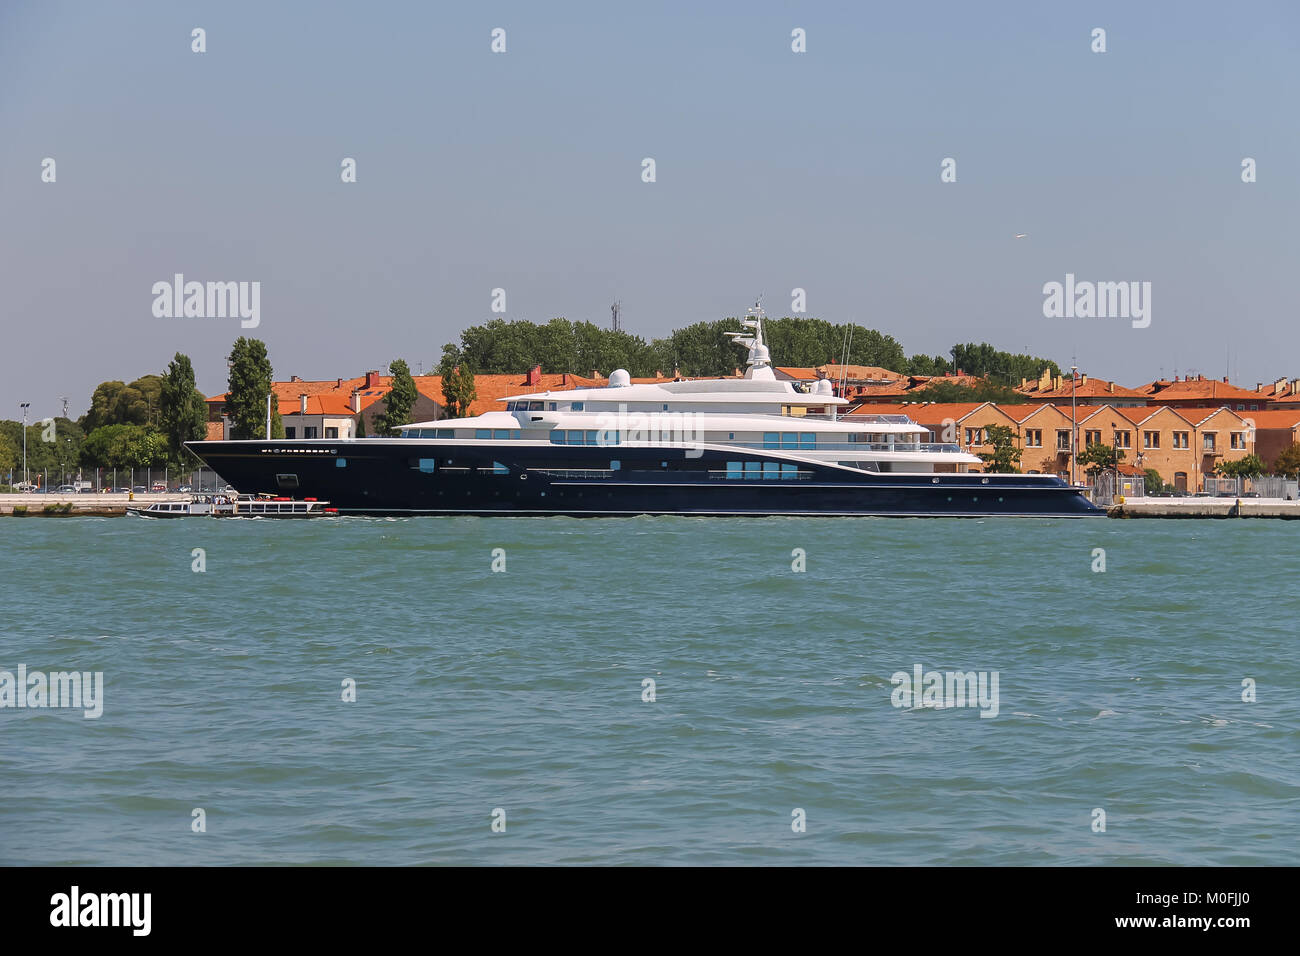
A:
[[188, 305, 1100, 517]]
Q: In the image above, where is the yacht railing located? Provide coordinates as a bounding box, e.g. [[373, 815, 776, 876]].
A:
[[725, 441, 963, 453], [801, 413, 916, 424]]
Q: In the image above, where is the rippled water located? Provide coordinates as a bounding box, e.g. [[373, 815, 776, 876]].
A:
[[1, 515, 1295, 865]]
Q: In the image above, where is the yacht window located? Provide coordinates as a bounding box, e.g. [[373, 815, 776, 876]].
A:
[[763, 432, 780, 449], [336, 458, 347, 468], [782, 464, 797, 477], [493, 429, 511, 439], [475, 429, 491, 439], [780, 433, 798, 448], [744, 462, 761, 476], [572, 402, 584, 411], [549, 403, 557, 411], [610, 460, 621, 471], [763, 462, 781, 479], [529, 401, 544, 411], [585, 430, 598, 444], [437, 429, 454, 438], [491, 462, 508, 474], [567, 430, 584, 444], [800, 432, 816, 448], [412, 459, 437, 473], [505, 402, 516, 411], [726, 462, 743, 479], [550, 432, 564, 444]]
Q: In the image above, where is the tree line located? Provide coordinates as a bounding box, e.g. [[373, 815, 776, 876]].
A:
[[436, 316, 1063, 384]]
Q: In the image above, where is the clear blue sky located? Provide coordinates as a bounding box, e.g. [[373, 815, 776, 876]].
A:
[[2, 0, 1296, 419]]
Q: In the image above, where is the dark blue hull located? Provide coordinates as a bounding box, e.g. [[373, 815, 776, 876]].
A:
[[187, 440, 1103, 517]]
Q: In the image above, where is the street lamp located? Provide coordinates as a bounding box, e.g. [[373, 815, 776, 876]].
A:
[[19, 403, 30, 488], [1070, 365, 1078, 485]]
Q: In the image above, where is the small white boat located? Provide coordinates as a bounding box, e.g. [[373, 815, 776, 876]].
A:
[[129, 495, 333, 518]]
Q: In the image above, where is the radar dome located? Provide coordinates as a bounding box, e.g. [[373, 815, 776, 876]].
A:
[[815, 378, 834, 396], [608, 369, 631, 387]]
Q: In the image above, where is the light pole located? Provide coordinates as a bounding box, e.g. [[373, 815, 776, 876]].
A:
[[1070, 365, 1078, 485], [19, 403, 30, 488]]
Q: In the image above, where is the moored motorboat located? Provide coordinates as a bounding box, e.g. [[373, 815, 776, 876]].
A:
[[128, 495, 332, 518]]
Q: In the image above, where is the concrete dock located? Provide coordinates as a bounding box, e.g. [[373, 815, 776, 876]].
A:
[[0, 493, 188, 516], [1107, 497, 1300, 518]]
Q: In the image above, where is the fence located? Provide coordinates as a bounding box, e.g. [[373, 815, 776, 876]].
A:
[[1202, 476, 1241, 497], [1091, 471, 1146, 506], [3, 466, 231, 493], [1247, 476, 1298, 499]]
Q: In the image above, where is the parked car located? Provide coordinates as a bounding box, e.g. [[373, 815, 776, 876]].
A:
[[1241, 492, 1260, 498], [150, 482, 167, 492], [177, 485, 193, 493], [55, 485, 78, 493], [131, 485, 147, 493]]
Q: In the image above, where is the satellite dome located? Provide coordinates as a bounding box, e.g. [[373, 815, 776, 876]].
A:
[[608, 369, 631, 387], [815, 378, 834, 396]]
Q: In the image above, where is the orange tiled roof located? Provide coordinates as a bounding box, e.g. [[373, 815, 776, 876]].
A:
[[1017, 376, 1145, 400], [1233, 409, 1300, 428], [1138, 378, 1269, 403], [842, 402, 993, 423], [279, 394, 358, 416], [1174, 406, 1251, 427], [817, 364, 904, 381]]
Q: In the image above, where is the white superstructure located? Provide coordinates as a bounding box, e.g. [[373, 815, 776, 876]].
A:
[[400, 302, 981, 475]]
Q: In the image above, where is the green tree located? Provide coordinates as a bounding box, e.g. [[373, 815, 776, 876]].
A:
[[977, 424, 1022, 473], [159, 353, 208, 467], [949, 343, 1060, 384], [441, 363, 478, 417], [1271, 442, 1300, 479], [910, 380, 1026, 404], [1, 417, 85, 476], [1076, 441, 1124, 479], [906, 354, 953, 376], [1143, 468, 1167, 495], [81, 424, 166, 469], [80, 375, 164, 431], [374, 359, 418, 435], [81, 381, 126, 431], [0, 430, 18, 478], [226, 337, 282, 440], [1217, 454, 1265, 479]]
